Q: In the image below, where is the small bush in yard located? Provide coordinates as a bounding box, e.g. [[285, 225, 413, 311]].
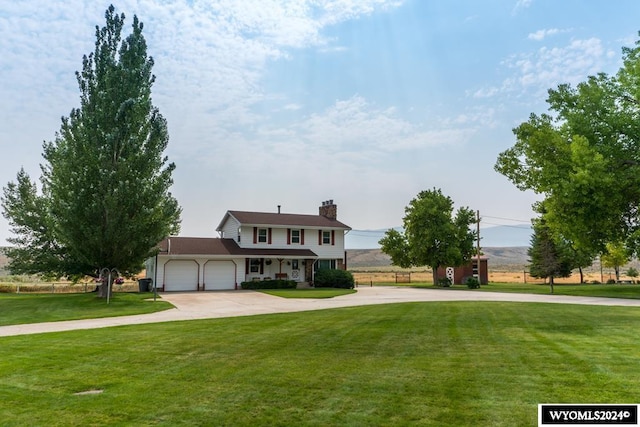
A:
[[465, 277, 481, 289], [240, 280, 297, 290], [314, 269, 354, 289], [436, 277, 452, 287]]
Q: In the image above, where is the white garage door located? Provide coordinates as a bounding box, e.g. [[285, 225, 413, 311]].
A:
[[164, 260, 198, 291], [204, 260, 236, 290]]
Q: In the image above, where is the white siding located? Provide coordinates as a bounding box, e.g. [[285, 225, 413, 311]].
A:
[[220, 216, 241, 241], [310, 229, 347, 260], [237, 225, 254, 248], [239, 226, 347, 258]]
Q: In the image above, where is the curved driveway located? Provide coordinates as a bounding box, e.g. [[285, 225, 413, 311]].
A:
[[2, 286, 640, 337]]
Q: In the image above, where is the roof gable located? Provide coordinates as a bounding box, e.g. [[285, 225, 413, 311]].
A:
[[217, 210, 350, 231]]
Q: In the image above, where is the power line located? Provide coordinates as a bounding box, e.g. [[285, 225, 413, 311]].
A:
[[481, 221, 531, 230], [482, 215, 532, 224], [347, 230, 388, 237]]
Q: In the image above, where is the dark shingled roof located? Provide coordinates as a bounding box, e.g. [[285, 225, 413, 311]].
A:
[[158, 237, 317, 258], [217, 210, 351, 231]]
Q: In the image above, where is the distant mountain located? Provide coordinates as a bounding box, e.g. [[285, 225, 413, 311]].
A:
[[347, 246, 530, 269], [479, 225, 532, 247], [345, 225, 532, 249], [345, 228, 396, 250]]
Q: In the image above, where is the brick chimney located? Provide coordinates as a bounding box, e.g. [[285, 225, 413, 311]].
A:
[[319, 200, 337, 220]]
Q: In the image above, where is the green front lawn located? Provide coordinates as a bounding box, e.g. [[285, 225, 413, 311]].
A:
[[400, 281, 640, 299], [261, 288, 356, 298], [0, 292, 173, 326], [1, 302, 639, 426]]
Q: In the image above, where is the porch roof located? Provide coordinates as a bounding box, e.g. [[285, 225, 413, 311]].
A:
[[157, 237, 317, 258]]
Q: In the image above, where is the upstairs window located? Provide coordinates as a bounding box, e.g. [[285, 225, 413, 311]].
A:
[[257, 228, 267, 243], [322, 230, 331, 245], [291, 229, 300, 244]]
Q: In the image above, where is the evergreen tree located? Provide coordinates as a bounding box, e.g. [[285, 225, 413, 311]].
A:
[[2, 5, 181, 296], [528, 215, 572, 293]]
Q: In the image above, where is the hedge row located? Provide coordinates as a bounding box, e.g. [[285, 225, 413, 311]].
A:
[[240, 279, 297, 290], [314, 269, 354, 289]]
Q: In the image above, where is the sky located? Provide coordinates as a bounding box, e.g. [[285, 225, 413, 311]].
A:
[[1, 0, 639, 248]]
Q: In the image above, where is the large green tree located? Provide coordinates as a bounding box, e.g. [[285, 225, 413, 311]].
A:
[[379, 188, 477, 285], [2, 5, 181, 295], [495, 36, 640, 257]]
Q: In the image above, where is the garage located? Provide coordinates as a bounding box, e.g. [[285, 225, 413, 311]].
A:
[[203, 260, 236, 290], [163, 259, 199, 291]]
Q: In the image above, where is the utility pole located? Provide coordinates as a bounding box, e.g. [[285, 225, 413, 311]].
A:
[[476, 210, 481, 283]]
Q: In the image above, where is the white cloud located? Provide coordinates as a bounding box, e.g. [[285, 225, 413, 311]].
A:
[[528, 28, 572, 41], [283, 103, 303, 111], [470, 86, 500, 99], [512, 0, 534, 14], [506, 38, 615, 90], [287, 95, 476, 152]]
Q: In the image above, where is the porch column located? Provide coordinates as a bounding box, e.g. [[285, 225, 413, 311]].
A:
[[304, 259, 314, 283]]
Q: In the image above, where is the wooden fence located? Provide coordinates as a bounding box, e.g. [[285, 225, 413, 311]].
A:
[[0, 282, 141, 294]]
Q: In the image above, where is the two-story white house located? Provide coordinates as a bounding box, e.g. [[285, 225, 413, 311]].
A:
[[146, 201, 351, 291]]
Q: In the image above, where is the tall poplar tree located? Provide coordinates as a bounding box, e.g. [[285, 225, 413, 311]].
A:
[[2, 5, 181, 296]]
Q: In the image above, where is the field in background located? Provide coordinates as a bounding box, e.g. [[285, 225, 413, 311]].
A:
[[351, 267, 632, 285], [0, 279, 142, 294], [348, 247, 639, 285], [351, 270, 614, 286]]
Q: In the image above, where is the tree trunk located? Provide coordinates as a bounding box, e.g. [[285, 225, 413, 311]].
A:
[[615, 266, 620, 282], [96, 277, 113, 299], [549, 276, 554, 294], [579, 267, 584, 284], [432, 266, 439, 286]]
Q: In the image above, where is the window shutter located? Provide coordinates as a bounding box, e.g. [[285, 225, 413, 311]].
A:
[[287, 229, 291, 245], [331, 230, 335, 246], [253, 227, 257, 244], [318, 230, 322, 245], [245, 258, 249, 273], [301, 229, 305, 245], [268, 228, 272, 244], [260, 258, 264, 275]]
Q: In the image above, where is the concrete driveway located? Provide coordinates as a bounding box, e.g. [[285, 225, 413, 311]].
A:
[[2, 286, 640, 337]]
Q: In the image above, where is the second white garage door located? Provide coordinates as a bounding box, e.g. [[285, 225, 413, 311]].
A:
[[203, 260, 236, 290]]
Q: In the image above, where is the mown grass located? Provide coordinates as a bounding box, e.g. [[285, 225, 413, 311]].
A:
[[479, 282, 640, 298], [261, 288, 356, 298], [0, 292, 173, 326], [382, 281, 640, 299], [1, 302, 639, 426]]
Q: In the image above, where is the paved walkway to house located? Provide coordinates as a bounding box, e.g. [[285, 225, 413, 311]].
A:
[[2, 286, 640, 337]]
